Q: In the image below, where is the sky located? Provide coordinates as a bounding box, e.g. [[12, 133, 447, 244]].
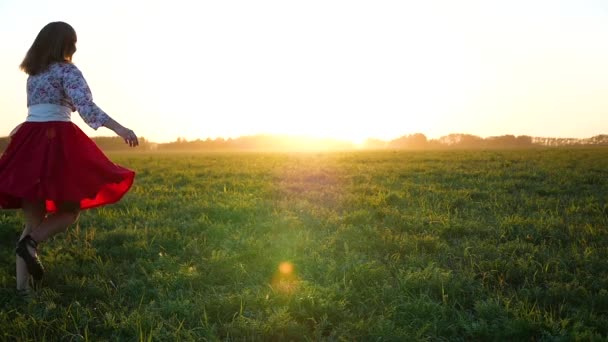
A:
[[1, 0, 607, 143]]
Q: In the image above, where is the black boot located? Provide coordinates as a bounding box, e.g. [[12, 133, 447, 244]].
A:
[[16, 235, 44, 281]]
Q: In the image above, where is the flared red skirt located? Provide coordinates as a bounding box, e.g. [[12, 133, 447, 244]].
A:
[[0, 121, 135, 212]]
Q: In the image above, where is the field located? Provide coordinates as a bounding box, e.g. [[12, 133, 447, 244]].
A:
[[1, 149, 607, 341]]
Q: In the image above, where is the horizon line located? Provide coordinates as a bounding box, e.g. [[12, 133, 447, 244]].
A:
[[88, 132, 608, 145], [2, 132, 607, 144]]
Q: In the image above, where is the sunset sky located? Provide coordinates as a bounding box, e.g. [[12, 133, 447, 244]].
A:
[[1, 0, 607, 143]]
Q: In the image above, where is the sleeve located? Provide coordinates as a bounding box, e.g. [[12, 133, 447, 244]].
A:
[[62, 64, 110, 130]]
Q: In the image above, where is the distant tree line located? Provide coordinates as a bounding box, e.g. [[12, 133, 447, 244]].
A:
[[158, 135, 353, 151], [365, 133, 538, 149], [1, 133, 607, 153], [367, 133, 608, 150]]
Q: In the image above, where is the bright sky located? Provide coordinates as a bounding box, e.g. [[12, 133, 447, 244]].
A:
[[1, 0, 607, 143]]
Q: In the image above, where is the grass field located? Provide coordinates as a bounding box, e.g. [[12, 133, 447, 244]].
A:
[[1, 149, 607, 341]]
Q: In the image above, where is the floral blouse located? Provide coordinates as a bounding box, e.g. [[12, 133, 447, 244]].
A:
[[27, 62, 110, 130]]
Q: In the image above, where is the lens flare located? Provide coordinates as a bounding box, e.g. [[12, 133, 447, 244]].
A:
[[272, 261, 299, 294], [279, 262, 294, 275]]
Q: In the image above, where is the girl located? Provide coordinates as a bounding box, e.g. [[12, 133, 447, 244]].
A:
[[0, 21, 139, 291]]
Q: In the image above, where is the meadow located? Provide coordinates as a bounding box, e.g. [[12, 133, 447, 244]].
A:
[[1, 149, 607, 341]]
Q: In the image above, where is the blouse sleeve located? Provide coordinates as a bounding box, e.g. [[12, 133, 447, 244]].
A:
[[62, 64, 110, 130]]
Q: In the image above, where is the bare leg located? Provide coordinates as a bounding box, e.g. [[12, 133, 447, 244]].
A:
[[18, 201, 79, 291], [29, 210, 80, 242], [18, 200, 46, 290]]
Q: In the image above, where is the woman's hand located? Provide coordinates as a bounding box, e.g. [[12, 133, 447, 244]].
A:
[[117, 127, 139, 147], [103, 117, 139, 147]]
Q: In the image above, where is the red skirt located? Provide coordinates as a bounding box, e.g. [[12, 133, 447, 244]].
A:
[[0, 121, 135, 212]]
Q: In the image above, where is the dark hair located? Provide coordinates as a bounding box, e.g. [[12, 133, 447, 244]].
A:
[[20, 22, 77, 75]]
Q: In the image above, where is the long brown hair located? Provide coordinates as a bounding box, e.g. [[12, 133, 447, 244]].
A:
[[20, 22, 77, 75]]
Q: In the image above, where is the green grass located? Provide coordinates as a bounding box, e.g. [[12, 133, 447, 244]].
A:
[[1, 149, 607, 341]]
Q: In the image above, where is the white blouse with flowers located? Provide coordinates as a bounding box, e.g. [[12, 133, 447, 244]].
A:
[[26, 62, 110, 130]]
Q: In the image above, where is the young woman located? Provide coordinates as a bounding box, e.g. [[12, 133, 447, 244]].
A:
[[0, 21, 139, 291]]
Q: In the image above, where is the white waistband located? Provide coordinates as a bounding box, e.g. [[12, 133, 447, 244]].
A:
[[27, 104, 72, 122]]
